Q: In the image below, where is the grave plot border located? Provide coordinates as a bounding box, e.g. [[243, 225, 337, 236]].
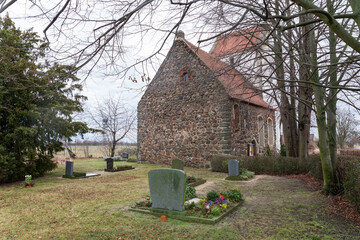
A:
[[129, 200, 243, 225], [187, 179, 207, 187]]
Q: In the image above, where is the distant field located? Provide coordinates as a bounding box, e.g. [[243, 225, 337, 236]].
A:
[[54, 145, 137, 158]]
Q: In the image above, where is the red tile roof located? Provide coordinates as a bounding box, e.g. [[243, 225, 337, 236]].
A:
[[183, 39, 272, 110], [210, 27, 262, 57]]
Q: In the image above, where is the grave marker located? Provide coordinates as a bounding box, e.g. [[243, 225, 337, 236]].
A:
[[171, 159, 184, 170], [65, 161, 74, 177], [122, 152, 129, 159], [228, 159, 239, 177], [148, 169, 186, 211], [105, 158, 114, 171]]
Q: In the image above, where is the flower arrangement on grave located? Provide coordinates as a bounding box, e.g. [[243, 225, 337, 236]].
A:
[[185, 190, 243, 218], [25, 175, 34, 188], [135, 196, 152, 208]]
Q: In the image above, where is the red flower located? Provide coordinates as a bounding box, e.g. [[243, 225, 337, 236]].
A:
[[219, 194, 224, 200]]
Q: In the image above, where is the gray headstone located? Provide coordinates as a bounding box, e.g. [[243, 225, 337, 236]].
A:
[[113, 156, 121, 161], [105, 158, 114, 170], [65, 161, 74, 177], [122, 152, 129, 159], [171, 159, 184, 170], [148, 169, 186, 211], [228, 159, 239, 177]]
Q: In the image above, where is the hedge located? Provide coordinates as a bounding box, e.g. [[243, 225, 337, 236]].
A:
[[209, 154, 311, 175], [209, 154, 360, 212]]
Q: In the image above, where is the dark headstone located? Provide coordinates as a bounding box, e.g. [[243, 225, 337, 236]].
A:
[[105, 158, 114, 171], [65, 161, 74, 177], [148, 169, 186, 211], [122, 152, 129, 159], [228, 159, 239, 177], [171, 159, 184, 170]]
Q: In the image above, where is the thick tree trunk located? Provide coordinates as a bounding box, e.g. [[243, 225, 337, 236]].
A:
[[288, 26, 299, 157], [310, 29, 339, 194], [326, 0, 338, 178], [273, 27, 298, 157], [297, 13, 313, 161], [316, 107, 337, 193], [273, 3, 299, 157]]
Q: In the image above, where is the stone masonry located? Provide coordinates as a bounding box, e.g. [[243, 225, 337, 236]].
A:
[[138, 34, 276, 167]]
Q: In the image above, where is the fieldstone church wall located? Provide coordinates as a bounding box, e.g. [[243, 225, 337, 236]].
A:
[[230, 100, 276, 156], [138, 38, 276, 167], [138, 40, 232, 167]]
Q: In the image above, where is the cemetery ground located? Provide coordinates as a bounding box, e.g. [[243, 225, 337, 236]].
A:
[[0, 159, 359, 240]]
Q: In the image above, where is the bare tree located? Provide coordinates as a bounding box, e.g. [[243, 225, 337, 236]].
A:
[[337, 109, 359, 148], [88, 96, 136, 157], [3, 0, 360, 194]]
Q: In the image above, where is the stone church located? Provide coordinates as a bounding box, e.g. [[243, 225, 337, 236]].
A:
[[137, 30, 276, 167]]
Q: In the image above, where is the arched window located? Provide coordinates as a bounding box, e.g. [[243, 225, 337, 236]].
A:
[[181, 68, 192, 82], [258, 117, 265, 147], [233, 104, 240, 130], [268, 118, 274, 146]]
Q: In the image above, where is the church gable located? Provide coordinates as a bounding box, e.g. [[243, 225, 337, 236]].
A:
[[138, 38, 232, 167], [138, 33, 276, 167]]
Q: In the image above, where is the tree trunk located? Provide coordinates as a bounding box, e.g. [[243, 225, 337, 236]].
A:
[[310, 29, 339, 194], [111, 133, 116, 157], [274, 28, 293, 157], [297, 13, 313, 162], [288, 24, 299, 157], [326, 0, 338, 179], [274, 3, 298, 157]]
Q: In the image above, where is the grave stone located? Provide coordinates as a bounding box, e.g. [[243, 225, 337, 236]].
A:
[[65, 161, 74, 177], [171, 159, 184, 170], [122, 152, 129, 159], [228, 159, 239, 177], [105, 158, 114, 171], [148, 169, 186, 211], [113, 156, 121, 161]]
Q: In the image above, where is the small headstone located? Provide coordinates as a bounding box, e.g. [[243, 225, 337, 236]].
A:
[[105, 158, 114, 171], [171, 159, 184, 170], [228, 159, 239, 177], [65, 161, 74, 177], [148, 169, 186, 211], [113, 156, 121, 161], [122, 152, 129, 159]]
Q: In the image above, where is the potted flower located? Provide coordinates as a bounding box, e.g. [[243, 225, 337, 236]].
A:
[[25, 175, 34, 188]]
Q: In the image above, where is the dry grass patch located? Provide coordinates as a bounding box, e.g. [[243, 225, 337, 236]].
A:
[[1, 159, 359, 239]]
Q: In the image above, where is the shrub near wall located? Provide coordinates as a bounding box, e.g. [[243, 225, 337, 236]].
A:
[[242, 156, 311, 175], [208, 155, 241, 173], [209, 154, 311, 175], [210, 154, 360, 213], [338, 155, 360, 212]]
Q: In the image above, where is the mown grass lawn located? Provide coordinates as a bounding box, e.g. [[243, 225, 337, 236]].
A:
[[0, 158, 359, 239]]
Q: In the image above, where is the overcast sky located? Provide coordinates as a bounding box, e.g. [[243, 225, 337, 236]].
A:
[[3, 1, 206, 143]]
